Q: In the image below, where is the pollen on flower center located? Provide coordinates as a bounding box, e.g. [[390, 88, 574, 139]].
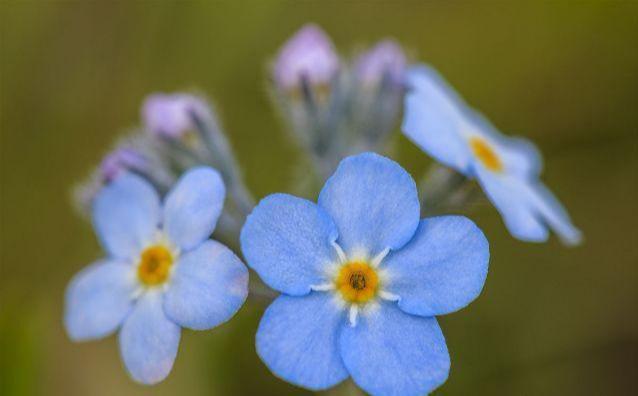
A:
[[137, 245, 174, 286], [349, 272, 367, 290], [334, 261, 379, 303], [469, 137, 503, 172]]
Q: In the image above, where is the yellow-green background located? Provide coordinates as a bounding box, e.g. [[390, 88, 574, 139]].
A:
[[1, 1, 636, 395]]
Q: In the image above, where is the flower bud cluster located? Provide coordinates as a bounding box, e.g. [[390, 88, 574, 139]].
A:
[[74, 94, 253, 240], [270, 24, 407, 179]]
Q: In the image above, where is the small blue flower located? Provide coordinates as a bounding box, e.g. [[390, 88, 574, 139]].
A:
[[402, 64, 582, 245], [241, 153, 489, 396], [64, 167, 249, 384]]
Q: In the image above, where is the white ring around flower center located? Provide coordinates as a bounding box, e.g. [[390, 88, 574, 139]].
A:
[[311, 241, 400, 327]]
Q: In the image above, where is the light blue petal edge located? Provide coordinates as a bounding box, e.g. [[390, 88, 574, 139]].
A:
[[384, 216, 489, 317], [93, 173, 160, 259], [163, 166, 226, 251], [119, 291, 181, 385], [318, 152, 420, 257], [241, 193, 338, 296], [256, 293, 349, 391], [340, 302, 450, 396], [164, 240, 248, 330], [64, 260, 136, 341]]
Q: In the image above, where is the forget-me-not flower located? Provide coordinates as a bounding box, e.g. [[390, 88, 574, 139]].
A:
[[241, 153, 489, 396], [403, 65, 582, 245], [64, 167, 249, 384]]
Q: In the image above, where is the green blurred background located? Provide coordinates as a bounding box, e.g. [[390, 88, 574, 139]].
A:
[[1, 1, 637, 395]]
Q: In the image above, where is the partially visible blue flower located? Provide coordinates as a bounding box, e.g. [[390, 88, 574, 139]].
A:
[[100, 147, 148, 183], [273, 24, 340, 91], [402, 64, 582, 245], [142, 93, 208, 139], [64, 167, 248, 384], [355, 39, 406, 87], [241, 153, 489, 396]]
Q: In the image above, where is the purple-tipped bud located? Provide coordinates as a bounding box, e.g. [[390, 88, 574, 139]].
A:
[[99, 147, 147, 182], [142, 93, 208, 138], [355, 40, 406, 87], [273, 24, 340, 91]]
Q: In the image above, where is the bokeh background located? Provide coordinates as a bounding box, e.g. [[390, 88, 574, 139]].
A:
[[1, 1, 637, 395]]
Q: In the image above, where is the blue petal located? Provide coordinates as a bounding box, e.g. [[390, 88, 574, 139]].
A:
[[476, 169, 549, 242], [93, 173, 160, 259], [478, 168, 581, 245], [318, 153, 419, 256], [119, 291, 181, 385], [339, 302, 450, 396], [384, 216, 489, 317], [478, 165, 583, 245], [164, 240, 248, 330], [526, 180, 582, 245], [241, 194, 338, 295], [467, 111, 543, 178], [256, 293, 349, 391], [163, 167, 225, 251], [402, 65, 473, 174], [492, 135, 542, 178], [64, 260, 136, 341]]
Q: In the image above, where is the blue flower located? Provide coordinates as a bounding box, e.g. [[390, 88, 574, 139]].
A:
[[402, 64, 582, 245], [241, 153, 489, 396], [64, 167, 249, 384]]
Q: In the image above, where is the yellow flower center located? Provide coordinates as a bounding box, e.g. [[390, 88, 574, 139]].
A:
[[469, 137, 503, 172], [334, 261, 379, 304], [137, 245, 174, 286]]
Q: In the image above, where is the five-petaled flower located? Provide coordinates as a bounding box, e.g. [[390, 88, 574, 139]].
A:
[[64, 167, 249, 384], [403, 64, 582, 245], [241, 152, 489, 396]]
